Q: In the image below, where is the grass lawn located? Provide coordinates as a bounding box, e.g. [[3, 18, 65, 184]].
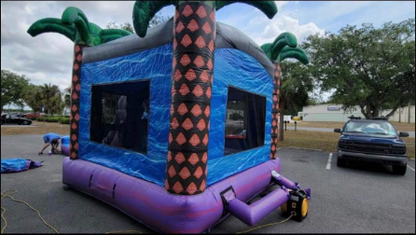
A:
[[279, 130, 415, 159], [2, 121, 414, 159], [297, 121, 415, 132], [1, 121, 70, 136]]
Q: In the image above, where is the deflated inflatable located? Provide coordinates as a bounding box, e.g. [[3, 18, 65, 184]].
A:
[[1, 159, 42, 173]]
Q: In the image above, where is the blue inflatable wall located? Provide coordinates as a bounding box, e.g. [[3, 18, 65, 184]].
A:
[[80, 44, 272, 187]]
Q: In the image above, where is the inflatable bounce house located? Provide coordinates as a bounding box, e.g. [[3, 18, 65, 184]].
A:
[[61, 135, 70, 156], [28, 1, 311, 233]]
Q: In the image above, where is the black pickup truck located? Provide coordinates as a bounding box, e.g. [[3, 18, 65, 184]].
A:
[[334, 119, 409, 175]]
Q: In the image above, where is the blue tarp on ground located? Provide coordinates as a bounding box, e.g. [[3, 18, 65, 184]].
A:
[[1, 159, 42, 173], [80, 44, 272, 187]]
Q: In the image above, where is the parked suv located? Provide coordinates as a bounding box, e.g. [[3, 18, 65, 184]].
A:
[[334, 119, 409, 175]]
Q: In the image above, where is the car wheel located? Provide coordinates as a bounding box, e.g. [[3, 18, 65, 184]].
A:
[[337, 157, 347, 167], [392, 165, 407, 176], [23, 121, 29, 125]]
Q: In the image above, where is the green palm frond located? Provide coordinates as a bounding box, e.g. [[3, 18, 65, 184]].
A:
[[27, 18, 76, 42], [134, 1, 278, 38], [28, 6, 132, 46], [216, 1, 277, 19], [133, 1, 176, 37], [261, 43, 273, 60], [102, 29, 133, 44], [278, 47, 309, 65], [270, 32, 297, 60], [261, 32, 308, 65], [61, 7, 91, 43]]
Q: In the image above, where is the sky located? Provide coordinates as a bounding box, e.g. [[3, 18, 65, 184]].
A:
[[1, 1, 415, 104]]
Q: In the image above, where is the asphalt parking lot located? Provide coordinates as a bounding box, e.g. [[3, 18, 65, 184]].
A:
[[1, 135, 415, 233]]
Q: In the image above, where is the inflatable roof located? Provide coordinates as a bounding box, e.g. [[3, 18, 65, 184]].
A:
[[83, 18, 274, 78]]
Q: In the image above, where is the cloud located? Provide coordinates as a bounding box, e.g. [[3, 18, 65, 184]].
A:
[[0, 1, 137, 91], [248, 15, 325, 46], [275, 1, 289, 9]]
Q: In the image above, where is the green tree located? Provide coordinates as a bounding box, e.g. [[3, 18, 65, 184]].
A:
[[63, 86, 71, 109], [148, 13, 170, 29], [107, 13, 169, 34], [1, 70, 30, 113], [304, 18, 415, 119], [39, 84, 64, 115], [280, 61, 314, 119], [23, 84, 43, 112], [107, 22, 135, 34]]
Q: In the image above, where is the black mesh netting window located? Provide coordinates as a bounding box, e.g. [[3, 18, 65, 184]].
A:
[[224, 87, 266, 155], [90, 81, 150, 154]]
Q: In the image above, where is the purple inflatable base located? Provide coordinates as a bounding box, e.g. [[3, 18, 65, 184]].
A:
[[62, 158, 289, 233], [61, 146, 70, 156]]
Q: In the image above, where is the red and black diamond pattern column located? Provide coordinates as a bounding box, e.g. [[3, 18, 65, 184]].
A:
[[69, 44, 85, 160], [270, 63, 281, 160], [165, 2, 216, 195]]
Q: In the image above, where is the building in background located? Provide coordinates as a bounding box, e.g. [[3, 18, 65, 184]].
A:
[[299, 104, 365, 122], [300, 104, 415, 123], [382, 106, 415, 124]]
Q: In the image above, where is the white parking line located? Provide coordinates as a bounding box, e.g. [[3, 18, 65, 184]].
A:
[[326, 153, 333, 170], [408, 165, 415, 172]]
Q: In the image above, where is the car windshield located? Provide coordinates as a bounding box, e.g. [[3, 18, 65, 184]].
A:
[[344, 121, 398, 136]]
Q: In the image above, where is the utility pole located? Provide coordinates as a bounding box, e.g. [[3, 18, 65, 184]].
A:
[[399, 107, 402, 123], [408, 101, 411, 124]]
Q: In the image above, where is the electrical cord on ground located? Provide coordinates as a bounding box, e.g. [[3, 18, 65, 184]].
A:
[[1, 190, 144, 234], [2, 190, 292, 234], [235, 212, 295, 234], [1, 190, 59, 234]]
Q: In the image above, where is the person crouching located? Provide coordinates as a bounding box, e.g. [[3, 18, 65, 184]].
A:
[[39, 133, 62, 155]]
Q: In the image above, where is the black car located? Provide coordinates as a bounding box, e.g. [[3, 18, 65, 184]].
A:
[[1, 114, 32, 125], [334, 119, 409, 175], [230, 112, 244, 121]]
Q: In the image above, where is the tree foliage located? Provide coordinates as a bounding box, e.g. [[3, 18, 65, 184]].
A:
[[39, 84, 64, 115], [23, 84, 43, 112], [148, 13, 170, 29], [107, 21, 135, 34], [23, 83, 64, 115], [279, 61, 314, 118], [107, 13, 169, 35], [64, 86, 71, 109], [1, 70, 30, 112], [304, 18, 415, 119]]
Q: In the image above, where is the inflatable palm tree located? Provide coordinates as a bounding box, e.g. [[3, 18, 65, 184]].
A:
[[133, 1, 278, 195], [28, 7, 132, 160], [262, 33, 309, 155]]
